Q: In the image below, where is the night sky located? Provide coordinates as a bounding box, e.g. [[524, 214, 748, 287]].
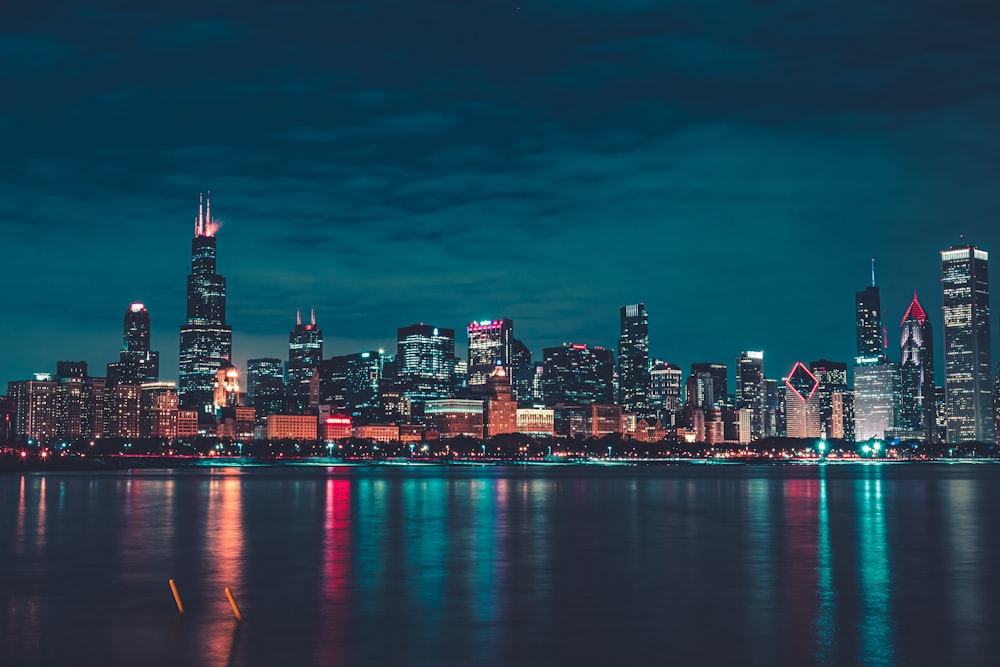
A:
[[3, 0, 999, 390]]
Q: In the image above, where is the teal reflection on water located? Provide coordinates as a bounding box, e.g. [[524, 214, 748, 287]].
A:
[[857, 469, 893, 665]]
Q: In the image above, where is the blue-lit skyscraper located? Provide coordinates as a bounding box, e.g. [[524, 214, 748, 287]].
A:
[[397, 323, 456, 402], [179, 194, 232, 410]]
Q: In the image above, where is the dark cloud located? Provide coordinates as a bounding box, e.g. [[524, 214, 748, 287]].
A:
[[2, 0, 999, 387]]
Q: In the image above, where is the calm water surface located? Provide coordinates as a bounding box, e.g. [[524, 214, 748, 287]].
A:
[[2, 463, 1000, 666]]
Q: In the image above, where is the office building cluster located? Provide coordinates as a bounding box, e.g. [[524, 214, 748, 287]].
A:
[[3, 198, 998, 447]]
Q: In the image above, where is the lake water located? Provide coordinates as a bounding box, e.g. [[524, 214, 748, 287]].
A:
[[2, 463, 1000, 666]]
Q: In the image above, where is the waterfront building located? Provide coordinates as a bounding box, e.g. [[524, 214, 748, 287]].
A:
[[516, 408, 555, 437], [107, 384, 142, 439], [179, 194, 233, 410], [856, 259, 883, 357], [7, 377, 58, 444], [941, 245, 993, 443], [424, 399, 484, 438], [354, 424, 400, 443], [287, 309, 323, 413], [266, 414, 318, 441], [618, 303, 649, 415]]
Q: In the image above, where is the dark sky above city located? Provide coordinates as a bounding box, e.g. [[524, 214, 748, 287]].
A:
[[3, 0, 999, 389]]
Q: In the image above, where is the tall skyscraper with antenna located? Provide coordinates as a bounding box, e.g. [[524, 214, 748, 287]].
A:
[[287, 308, 323, 413], [179, 193, 233, 410], [854, 260, 899, 441]]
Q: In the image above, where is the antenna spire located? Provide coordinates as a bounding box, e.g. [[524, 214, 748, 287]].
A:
[[198, 193, 204, 236], [311, 308, 316, 326], [296, 308, 302, 326], [206, 191, 211, 228], [870, 258, 876, 287]]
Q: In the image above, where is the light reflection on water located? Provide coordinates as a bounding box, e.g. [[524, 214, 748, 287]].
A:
[[2, 465, 1000, 666]]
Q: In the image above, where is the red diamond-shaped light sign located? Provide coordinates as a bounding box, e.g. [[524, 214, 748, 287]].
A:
[[785, 362, 819, 402]]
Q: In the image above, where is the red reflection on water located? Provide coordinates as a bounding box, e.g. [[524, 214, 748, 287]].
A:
[[197, 471, 246, 667], [318, 477, 351, 666], [783, 478, 819, 664]]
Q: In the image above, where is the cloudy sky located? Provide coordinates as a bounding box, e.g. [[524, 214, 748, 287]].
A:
[[2, 0, 999, 389]]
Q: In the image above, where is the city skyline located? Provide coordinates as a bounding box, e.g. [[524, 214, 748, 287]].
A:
[[0, 206, 993, 395], [3, 1, 1000, 390]]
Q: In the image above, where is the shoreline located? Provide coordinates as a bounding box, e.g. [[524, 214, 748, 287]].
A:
[[2, 454, 997, 473]]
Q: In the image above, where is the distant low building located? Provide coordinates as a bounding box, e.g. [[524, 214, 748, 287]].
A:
[[267, 414, 317, 440]]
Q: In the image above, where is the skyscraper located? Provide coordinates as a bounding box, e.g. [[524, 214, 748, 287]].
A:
[[397, 323, 456, 402], [784, 362, 821, 439], [853, 265, 897, 441], [287, 309, 323, 413], [467, 319, 514, 397], [854, 357, 899, 441], [690, 363, 728, 406], [542, 344, 615, 406], [107, 303, 160, 386], [856, 260, 884, 357], [179, 194, 232, 410], [810, 359, 851, 440], [736, 351, 765, 440], [899, 292, 936, 439], [618, 303, 650, 415], [941, 245, 993, 443], [247, 358, 285, 421]]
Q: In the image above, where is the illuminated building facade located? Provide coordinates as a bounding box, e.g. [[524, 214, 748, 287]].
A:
[[542, 343, 615, 406], [213, 363, 240, 410], [810, 359, 851, 440], [899, 292, 937, 439], [941, 245, 993, 443], [648, 362, 682, 424], [287, 309, 323, 413], [617, 303, 649, 415], [397, 323, 456, 402], [424, 399, 484, 438], [784, 362, 821, 439], [141, 382, 179, 439], [7, 378, 58, 444], [266, 414, 318, 441], [179, 194, 233, 410], [484, 363, 518, 437], [516, 408, 555, 437], [467, 319, 514, 397], [854, 356, 899, 441], [736, 351, 765, 440]]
